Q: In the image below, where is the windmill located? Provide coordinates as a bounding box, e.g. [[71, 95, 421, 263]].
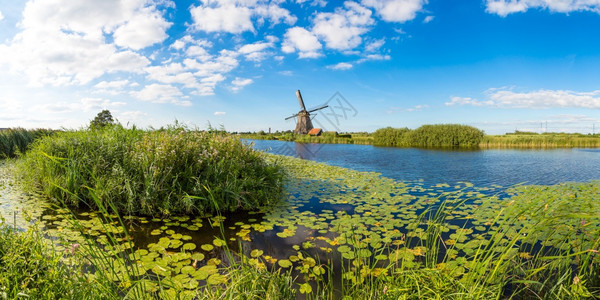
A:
[[285, 90, 328, 134]]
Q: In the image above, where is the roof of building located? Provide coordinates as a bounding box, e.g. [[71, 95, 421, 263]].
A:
[[308, 128, 322, 136]]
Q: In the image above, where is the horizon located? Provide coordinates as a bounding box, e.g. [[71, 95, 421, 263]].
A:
[[1, 0, 599, 135]]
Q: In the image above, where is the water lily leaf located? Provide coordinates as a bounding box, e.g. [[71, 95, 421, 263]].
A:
[[278, 259, 292, 268], [182, 243, 196, 251], [250, 249, 264, 258]]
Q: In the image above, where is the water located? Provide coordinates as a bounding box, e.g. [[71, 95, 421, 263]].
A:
[[247, 139, 600, 186]]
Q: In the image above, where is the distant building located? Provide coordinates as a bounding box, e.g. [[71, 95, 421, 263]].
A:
[[308, 128, 323, 136]]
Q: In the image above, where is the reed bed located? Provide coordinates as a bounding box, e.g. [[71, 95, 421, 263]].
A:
[[481, 134, 600, 148], [16, 125, 284, 216], [0, 128, 54, 158], [372, 124, 484, 148]]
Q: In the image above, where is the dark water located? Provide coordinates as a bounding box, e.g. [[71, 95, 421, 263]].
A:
[[246, 139, 600, 186]]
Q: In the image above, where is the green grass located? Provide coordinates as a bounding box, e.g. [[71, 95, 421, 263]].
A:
[[17, 125, 285, 216], [0, 222, 116, 299], [0, 128, 53, 158], [482, 133, 600, 148]]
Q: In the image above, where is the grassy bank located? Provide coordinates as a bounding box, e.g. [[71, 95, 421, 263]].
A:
[[243, 129, 600, 149], [0, 128, 54, 158], [482, 132, 600, 148], [17, 125, 284, 216]]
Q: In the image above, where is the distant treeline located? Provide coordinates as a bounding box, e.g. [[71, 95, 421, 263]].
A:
[[372, 124, 484, 148], [0, 128, 55, 158]]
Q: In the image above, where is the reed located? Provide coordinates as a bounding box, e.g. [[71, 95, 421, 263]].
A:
[[0, 128, 53, 158], [17, 125, 285, 216]]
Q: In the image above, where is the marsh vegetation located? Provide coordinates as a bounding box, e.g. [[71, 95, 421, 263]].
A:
[[0, 124, 599, 299]]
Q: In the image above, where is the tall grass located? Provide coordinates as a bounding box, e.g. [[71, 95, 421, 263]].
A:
[[0, 222, 114, 299], [482, 133, 600, 148], [373, 124, 484, 148], [17, 125, 285, 216], [0, 128, 53, 158]]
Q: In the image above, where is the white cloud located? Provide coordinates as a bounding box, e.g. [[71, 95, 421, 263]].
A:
[[0, 10, 4, 21], [447, 89, 600, 109], [357, 53, 391, 63], [0, 0, 171, 86], [313, 2, 374, 50], [214, 111, 227, 116], [231, 77, 253, 92], [190, 1, 295, 34], [112, 6, 172, 50], [133, 84, 191, 106], [365, 38, 385, 52], [238, 41, 274, 61], [328, 62, 353, 70], [281, 27, 322, 58], [486, 0, 600, 16], [386, 104, 429, 114], [118, 110, 147, 123], [362, 0, 426, 22], [80, 97, 126, 112], [190, 4, 254, 33], [423, 15, 434, 23]]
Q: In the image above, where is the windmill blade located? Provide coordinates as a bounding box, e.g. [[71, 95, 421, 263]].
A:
[[296, 90, 307, 111], [285, 113, 299, 120], [308, 104, 328, 113]]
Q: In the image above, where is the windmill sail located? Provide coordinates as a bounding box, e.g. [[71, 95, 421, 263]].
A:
[[296, 90, 307, 111]]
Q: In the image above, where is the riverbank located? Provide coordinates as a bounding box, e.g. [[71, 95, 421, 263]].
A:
[[240, 129, 600, 148], [1, 152, 600, 298]]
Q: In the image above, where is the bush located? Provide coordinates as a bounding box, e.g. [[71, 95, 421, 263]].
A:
[[18, 125, 285, 216]]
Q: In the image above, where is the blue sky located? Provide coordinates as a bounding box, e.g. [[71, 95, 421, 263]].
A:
[[1, 0, 599, 134]]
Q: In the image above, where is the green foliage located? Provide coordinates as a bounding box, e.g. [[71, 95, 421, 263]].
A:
[[17, 125, 284, 216], [90, 109, 115, 129], [0, 128, 53, 158], [372, 126, 411, 147], [0, 224, 111, 299], [373, 124, 484, 147], [482, 133, 600, 148], [409, 124, 485, 147]]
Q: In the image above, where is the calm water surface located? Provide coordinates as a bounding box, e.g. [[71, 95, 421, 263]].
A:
[[247, 139, 600, 187]]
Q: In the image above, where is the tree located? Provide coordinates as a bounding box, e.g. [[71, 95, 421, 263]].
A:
[[90, 110, 115, 128]]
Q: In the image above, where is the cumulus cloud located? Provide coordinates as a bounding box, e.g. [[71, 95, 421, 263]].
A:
[[0, 0, 171, 86], [238, 41, 274, 61], [312, 2, 374, 50], [423, 15, 434, 23], [486, 0, 600, 16], [190, 4, 254, 33], [0, 10, 4, 21], [231, 77, 253, 92], [80, 97, 126, 112], [362, 0, 426, 22], [281, 27, 322, 58], [447, 89, 600, 109], [328, 62, 353, 70], [133, 84, 191, 106], [190, 0, 295, 34]]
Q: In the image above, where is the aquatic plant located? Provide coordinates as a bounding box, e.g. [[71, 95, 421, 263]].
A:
[[17, 125, 285, 216], [0, 128, 54, 158]]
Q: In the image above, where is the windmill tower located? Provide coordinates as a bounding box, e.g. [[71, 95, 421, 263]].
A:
[[285, 90, 328, 134]]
